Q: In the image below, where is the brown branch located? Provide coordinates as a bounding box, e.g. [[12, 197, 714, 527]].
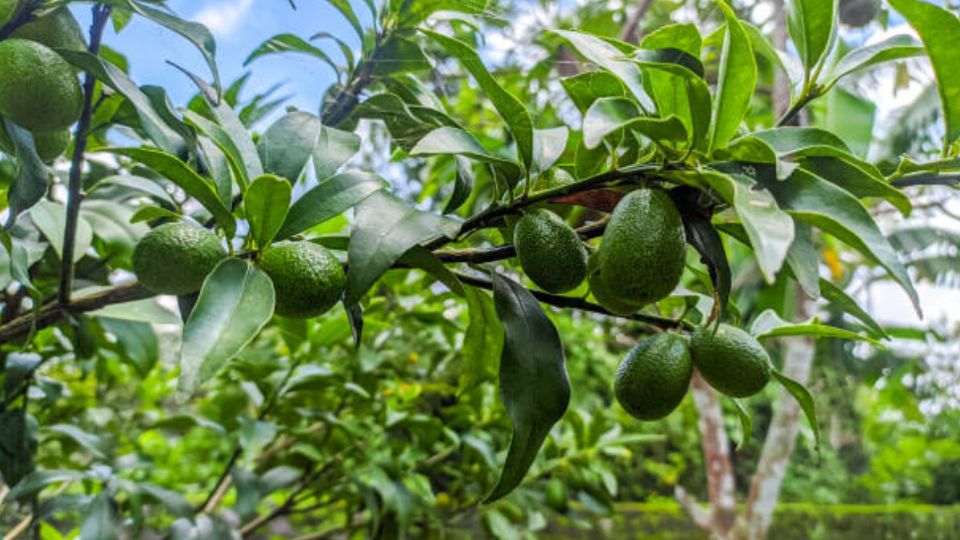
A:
[[0, 283, 152, 343], [686, 371, 737, 535], [618, 0, 655, 43], [59, 4, 112, 305]]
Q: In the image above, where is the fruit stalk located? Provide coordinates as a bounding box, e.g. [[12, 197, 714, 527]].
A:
[[57, 3, 112, 305]]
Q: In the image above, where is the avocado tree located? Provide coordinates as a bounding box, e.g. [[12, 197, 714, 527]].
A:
[[0, 0, 958, 538]]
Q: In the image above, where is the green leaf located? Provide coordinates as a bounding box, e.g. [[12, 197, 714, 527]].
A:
[[81, 493, 117, 540], [533, 127, 568, 173], [92, 294, 181, 325], [422, 30, 534, 170], [787, 0, 838, 75], [244, 33, 338, 75], [670, 187, 730, 319], [100, 319, 159, 376], [30, 200, 92, 264], [352, 93, 459, 151], [629, 49, 712, 150], [400, 246, 464, 296], [640, 23, 702, 57], [199, 139, 234, 204], [821, 87, 876, 159], [751, 126, 852, 154], [88, 174, 176, 206], [799, 155, 911, 215], [370, 36, 431, 75], [44, 425, 107, 459], [759, 167, 921, 316], [888, 0, 960, 146], [459, 287, 504, 394], [410, 126, 522, 179], [444, 156, 474, 215], [127, 0, 220, 93], [2, 120, 50, 226], [323, 0, 364, 42], [485, 273, 570, 503], [819, 280, 889, 339], [138, 483, 193, 517], [313, 119, 362, 180], [582, 97, 687, 149], [552, 29, 654, 112], [105, 147, 236, 237], [277, 171, 387, 239], [667, 170, 794, 282], [345, 191, 458, 305], [177, 259, 275, 398], [244, 175, 291, 249], [0, 409, 35, 488], [709, 1, 758, 150], [57, 50, 186, 155], [830, 34, 924, 83], [784, 221, 821, 299], [729, 398, 752, 450], [8, 470, 85, 501], [750, 309, 882, 346], [560, 71, 625, 114], [772, 369, 820, 452]]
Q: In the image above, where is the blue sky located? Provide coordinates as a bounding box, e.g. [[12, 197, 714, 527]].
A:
[[74, 0, 367, 113]]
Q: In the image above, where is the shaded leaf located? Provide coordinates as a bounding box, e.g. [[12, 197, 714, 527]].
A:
[[244, 33, 338, 75], [552, 29, 654, 111], [410, 126, 522, 179], [582, 97, 687, 149], [772, 369, 820, 452], [277, 171, 387, 239], [819, 280, 888, 339], [729, 398, 752, 450], [81, 493, 117, 540], [2, 120, 49, 226], [444, 156, 474, 215], [485, 273, 570, 503], [178, 259, 275, 398], [30, 200, 93, 263]]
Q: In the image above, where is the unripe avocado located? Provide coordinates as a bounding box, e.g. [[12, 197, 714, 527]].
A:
[[587, 252, 642, 315], [133, 222, 227, 295], [0, 123, 69, 161], [598, 188, 685, 306], [258, 241, 345, 319], [690, 324, 771, 398], [10, 8, 87, 52], [0, 39, 83, 132], [513, 209, 587, 293], [544, 478, 569, 513], [615, 333, 692, 421]]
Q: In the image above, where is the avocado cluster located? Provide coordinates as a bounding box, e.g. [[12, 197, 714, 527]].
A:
[[0, 8, 86, 161], [132, 224, 346, 320], [614, 324, 772, 421]]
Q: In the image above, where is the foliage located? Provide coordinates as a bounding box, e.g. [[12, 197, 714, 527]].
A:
[[0, 0, 958, 538]]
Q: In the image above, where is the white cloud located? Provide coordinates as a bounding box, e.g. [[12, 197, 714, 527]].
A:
[[193, 0, 254, 37]]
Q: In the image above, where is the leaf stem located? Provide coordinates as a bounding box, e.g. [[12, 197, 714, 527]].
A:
[[775, 89, 818, 127], [58, 4, 112, 305]]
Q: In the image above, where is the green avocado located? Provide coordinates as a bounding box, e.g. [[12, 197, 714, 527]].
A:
[[0, 39, 83, 132], [587, 252, 642, 316], [513, 209, 587, 293], [690, 324, 772, 398], [258, 241, 345, 319], [615, 333, 692, 421], [598, 187, 686, 306], [10, 7, 88, 52], [133, 222, 227, 295]]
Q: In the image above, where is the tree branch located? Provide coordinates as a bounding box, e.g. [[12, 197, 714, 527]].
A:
[[891, 173, 960, 188], [59, 4, 112, 305], [618, 0, 655, 43]]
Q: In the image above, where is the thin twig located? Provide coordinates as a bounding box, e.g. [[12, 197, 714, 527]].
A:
[[891, 173, 960, 188], [58, 4, 112, 305], [618, 0, 655, 43]]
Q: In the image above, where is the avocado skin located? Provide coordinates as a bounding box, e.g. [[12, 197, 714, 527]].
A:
[[615, 333, 692, 421], [690, 324, 772, 398], [513, 209, 587, 294], [598, 188, 686, 306]]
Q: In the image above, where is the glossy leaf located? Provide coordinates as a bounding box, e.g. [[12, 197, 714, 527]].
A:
[[313, 120, 362, 180], [410, 126, 522, 179], [552, 29, 654, 111], [761, 168, 921, 315], [178, 259, 275, 398], [787, 0, 838, 74], [533, 127, 568, 173], [459, 287, 504, 394], [772, 369, 820, 452], [345, 191, 458, 305], [30, 200, 93, 263], [444, 156, 474, 215], [640, 23, 702, 57], [560, 71, 625, 113], [751, 309, 883, 346], [2, 120, 50, 226], [259, 112, 325, 182], [819, 280, 889, 339], [889, 0, 960, 146], [128, 0, 220, 92], [88, 174, 176, 206], [370, 36, 431, 75], [729, 398, 753, 450], [485, 273, 570, 503], [81, 493, 118, 540], [244, 175, 291, 248], [58, 50, 186, 155], [830, 34, 924, 83], [799, 155, 911, 215], [244, 33, 338, 75], [277, 171, 387, 239], [710, 1, 758, 150], [670, 187, 730, 320], [352, 93, 459, 151], [784, 221, 821, 299], [582, 97, 687, 149], [423, 30, 534, 169], [105, 147, 236, 237]]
